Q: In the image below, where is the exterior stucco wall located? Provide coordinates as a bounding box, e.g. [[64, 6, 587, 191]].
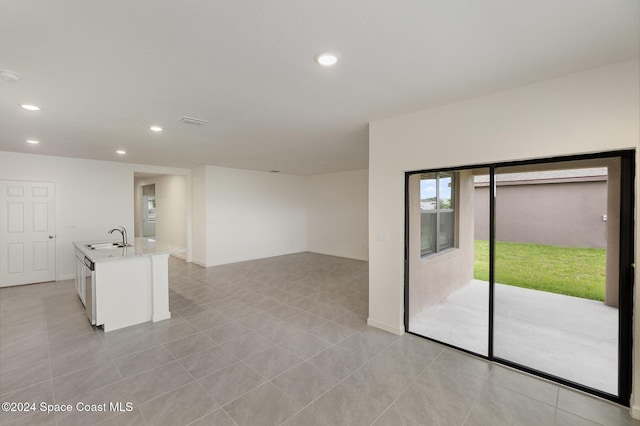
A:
[[474, 180, 607, 248], [408, 170, 475, 318]]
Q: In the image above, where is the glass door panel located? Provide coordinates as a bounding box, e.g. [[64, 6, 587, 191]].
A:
[[407, 167, 490, 356], [493, 159, 619, 395]]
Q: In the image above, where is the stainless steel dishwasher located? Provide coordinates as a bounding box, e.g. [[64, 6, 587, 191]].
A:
[[83, 256, 96, 325]]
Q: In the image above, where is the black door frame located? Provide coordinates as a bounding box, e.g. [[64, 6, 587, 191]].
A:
[[404, 149, 635, 406]]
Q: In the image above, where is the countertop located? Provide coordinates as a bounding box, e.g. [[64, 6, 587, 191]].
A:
[[73, 237, 187, 262]]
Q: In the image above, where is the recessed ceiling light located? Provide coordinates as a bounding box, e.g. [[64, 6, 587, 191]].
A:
[[116, 150, 126, 155], [20, 104, 40, 111], [26, 139, 39, 144], [315, 52, 338, 67], [150, 126, 163, 132]]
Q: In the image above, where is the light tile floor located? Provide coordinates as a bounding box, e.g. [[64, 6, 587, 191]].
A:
[[0, 253, 637, 425]]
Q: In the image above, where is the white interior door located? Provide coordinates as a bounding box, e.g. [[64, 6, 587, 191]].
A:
[[0, 180, 56, 287]]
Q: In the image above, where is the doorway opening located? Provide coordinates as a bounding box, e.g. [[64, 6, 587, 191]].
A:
[[405, 150, 634, 405], [142, 184, 156, 238], [133, 173, 188, 261]]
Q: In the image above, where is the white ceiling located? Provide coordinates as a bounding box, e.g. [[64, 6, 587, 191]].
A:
[[1, 1, 638, 175]]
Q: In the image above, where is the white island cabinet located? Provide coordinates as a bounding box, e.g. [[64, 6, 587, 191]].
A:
[[73, 237, 186, 332]]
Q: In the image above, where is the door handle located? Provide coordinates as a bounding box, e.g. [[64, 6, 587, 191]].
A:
[[49, 235, 54, 239]]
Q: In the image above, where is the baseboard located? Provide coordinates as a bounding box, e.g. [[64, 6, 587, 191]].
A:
[[630, 395, 640, 419], [152, 312, 171, 322], [367, 317, 404, 335], [185, 252, 367, 266], [58, 274, 74, 281], [307, 250, 368, 262], [171, 252, 186, 260]]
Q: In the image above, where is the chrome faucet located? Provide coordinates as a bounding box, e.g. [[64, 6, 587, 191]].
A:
[[108, 226, 128, 246]]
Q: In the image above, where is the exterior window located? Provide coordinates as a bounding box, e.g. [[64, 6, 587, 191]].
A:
[[420, 172, 455, 256]]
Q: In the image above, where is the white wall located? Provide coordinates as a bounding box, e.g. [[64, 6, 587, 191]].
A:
[[193, 166, 307, 266], [190, 166, 368, 266], [134, 175, 188, 257], [368, 59, 639, 406], [307, 169, 369, 261], [191, 166, 207, 266], [0, 151, 364, 278], [155, 175, 188, 251], [0, 151, 191, 280]]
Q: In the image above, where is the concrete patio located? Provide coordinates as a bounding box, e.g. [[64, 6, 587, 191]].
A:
[[409, 279, 618, 395]]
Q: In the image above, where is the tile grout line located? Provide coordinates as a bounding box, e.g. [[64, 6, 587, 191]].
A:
[[366, 346, 444, 426], [51, 341, 185, 423], [188, 380, 225, 423], [45, 298, 57, 426], [272, 328, 400, 425], [487, 361, 560, 408], [53, 322, 123, 426], [199, 324, 382, 425], [194, 359, 271, 416], [460, 379, 490, 426], [136, 380, 200, 425]]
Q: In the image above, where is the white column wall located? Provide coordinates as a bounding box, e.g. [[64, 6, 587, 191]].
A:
[[154, 175, 188, 251], [368, 59, 640, 407]]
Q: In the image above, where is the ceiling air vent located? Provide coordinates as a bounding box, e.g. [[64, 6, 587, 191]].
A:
[[180, 116, 208, 126], [0, 70, 21, 83]]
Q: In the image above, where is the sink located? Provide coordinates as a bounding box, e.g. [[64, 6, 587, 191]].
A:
[[86, 242, 129, 250]]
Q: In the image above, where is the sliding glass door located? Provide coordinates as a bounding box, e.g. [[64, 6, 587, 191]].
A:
[[405, 151, 634, 404]]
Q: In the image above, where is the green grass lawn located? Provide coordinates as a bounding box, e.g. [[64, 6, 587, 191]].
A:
[[474, 240, 606, 301]]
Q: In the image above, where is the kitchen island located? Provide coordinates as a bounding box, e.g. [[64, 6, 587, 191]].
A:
[[73, 237, 186, 332]]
